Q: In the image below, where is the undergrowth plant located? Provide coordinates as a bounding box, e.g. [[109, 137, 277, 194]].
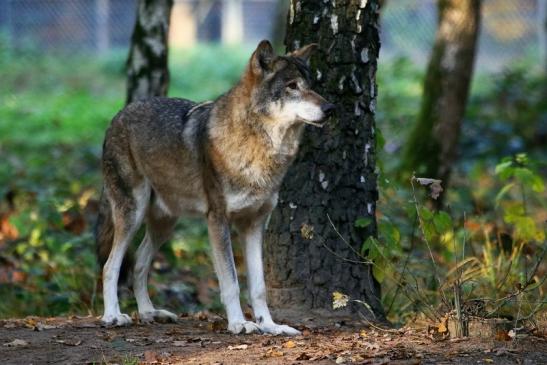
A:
[[335, 154, 545, 333]]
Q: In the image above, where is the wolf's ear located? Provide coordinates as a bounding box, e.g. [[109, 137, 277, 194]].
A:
[[250, 40, 275, 76], [288, 43, 318, 65]]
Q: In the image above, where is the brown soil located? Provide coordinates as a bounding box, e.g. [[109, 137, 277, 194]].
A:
[[0, 315, 545, 365]]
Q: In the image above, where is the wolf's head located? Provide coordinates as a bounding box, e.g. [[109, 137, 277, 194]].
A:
[[243, 40, 334, 128]]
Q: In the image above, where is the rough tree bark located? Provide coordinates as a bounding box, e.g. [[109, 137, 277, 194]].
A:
[[265, 0, 385, 320], [400, 0, 481, 192], [126, 0, 173, 105]]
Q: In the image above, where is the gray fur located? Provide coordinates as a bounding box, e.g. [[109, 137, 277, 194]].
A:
[[95, 40, 333, 335]]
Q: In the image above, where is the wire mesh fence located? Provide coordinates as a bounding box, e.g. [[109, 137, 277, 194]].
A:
[[0, 0, 545, 71], [382, 0, 546, 72]]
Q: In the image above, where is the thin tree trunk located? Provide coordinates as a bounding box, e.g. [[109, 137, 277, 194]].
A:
[[264, 0, 385, 320], [400, 0, 481, 193], [126, 0, 173, 105]]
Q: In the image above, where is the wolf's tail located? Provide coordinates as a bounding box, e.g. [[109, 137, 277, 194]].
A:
[[95, 189, 133, 284]]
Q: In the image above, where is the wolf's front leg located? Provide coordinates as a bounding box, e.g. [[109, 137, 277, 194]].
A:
[[208, 213, 260, 334], [239, 218, 301, 336]]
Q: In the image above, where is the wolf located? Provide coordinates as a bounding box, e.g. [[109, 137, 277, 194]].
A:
[[95, 40, 334, 336]]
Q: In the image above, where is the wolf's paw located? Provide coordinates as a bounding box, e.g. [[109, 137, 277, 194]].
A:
[[259, 322, 301, 336], [228, 320, 262, 334], [101, 313, 132, 327], [139, 309, 178, 324]]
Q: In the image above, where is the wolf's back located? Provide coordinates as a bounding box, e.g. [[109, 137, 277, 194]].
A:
[[95, 97, 198, 282]]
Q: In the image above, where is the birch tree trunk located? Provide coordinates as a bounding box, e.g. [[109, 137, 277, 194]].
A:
[[264, 0, 385, 320], [126, 0, 173, 105], [400, 0, 481, 194]]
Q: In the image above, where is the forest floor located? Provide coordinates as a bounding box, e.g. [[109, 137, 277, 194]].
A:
[[0, 314, 546, 365]]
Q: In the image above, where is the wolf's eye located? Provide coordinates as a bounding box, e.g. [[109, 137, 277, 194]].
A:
[[286, 81, 298, 90]]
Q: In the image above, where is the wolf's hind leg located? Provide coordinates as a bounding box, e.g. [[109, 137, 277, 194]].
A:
[[102, 183, 150, 326], [134, 208, 177, 323], [236, 217, 301, 336]]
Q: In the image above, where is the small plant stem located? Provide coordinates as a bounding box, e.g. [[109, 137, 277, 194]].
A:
[[410, 176, 449, 307], [386, 213, 418, 316]]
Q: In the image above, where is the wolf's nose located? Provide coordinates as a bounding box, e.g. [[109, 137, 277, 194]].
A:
[[321, 103, 336, 116]]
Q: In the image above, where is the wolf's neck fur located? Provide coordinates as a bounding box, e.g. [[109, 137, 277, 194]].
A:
[[207, 76, 304, 189]]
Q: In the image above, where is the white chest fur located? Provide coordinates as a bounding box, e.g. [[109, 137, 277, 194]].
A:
[[225, 189, 277, 214]]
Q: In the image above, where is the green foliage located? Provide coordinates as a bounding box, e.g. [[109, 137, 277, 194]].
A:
[[370, 152, 546, 325], [0, 46, 249, 318]]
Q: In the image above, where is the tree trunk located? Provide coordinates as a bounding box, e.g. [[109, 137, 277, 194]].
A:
[[400, 0, 481, 191], [126, 0, 173, 105], [264, 0, 385, 321]]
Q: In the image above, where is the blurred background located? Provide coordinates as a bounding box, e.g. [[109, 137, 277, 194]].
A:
[[0, 0, 545, 323]]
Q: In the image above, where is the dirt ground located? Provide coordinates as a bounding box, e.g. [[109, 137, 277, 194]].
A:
[[0, 314, 546, 365]]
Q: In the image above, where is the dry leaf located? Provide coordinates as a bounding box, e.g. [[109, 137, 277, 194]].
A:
[[3, 339, 29, 347], [414, 177, 444, 200], [437, 315, 449, 333], [296, 352, 311, 360], [208, 319, 226, 332], [35, 323, 57, 331], [335, 356, 347, 364], [495, 330, 511, 341], [228, 344, 248, 350], [144, 350, 158, 363], [55, 339, 82, 346], [300, 223, 314, 240], [332, 291, 350, 309], [284, 340, 296, 349], [363, 341, 380, 350], [264, 348, 284, 357]]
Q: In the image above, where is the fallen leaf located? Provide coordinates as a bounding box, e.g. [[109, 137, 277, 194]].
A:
[[484, 359, 494, 363], [264, 348, 284, 357], [24, 318, 37, 329], [55, 339, 82, 346], [207, 319, 226, 332], [295, 352, 311, 360], [363, 341, 380, 350], [3, 339, 29, 347], [332, 291, 350, 309], [35, 323, 57, 331], [194, 311, 208, 321], [335, 356, 347, 364], [437, 315, 448, 333], [228, 344, 248, 350], [144, 350, 158, 363], [284, 340, 296, 349], [495, 330, 511, 341]]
